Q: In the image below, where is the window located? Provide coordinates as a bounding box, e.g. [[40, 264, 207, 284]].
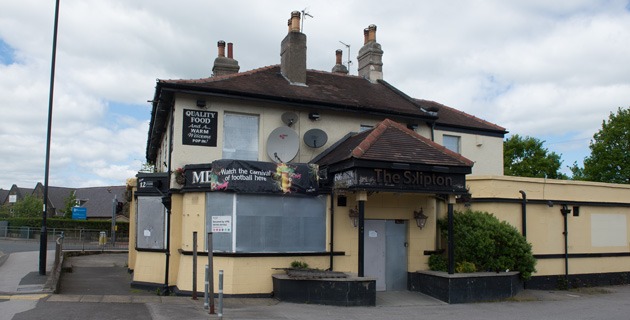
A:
[[443, 135, 461, 154], [223, 113, 259, 160], [442, 134, 461, 153], [206, 193, 327, 253], [136, 196, 166, 250], [360, 124, 373, 132]]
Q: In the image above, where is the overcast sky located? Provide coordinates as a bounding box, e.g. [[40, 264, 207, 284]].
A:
[[1, 0, 629, 189]]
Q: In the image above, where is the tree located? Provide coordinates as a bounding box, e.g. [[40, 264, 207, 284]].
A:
[[571, 107, 630, 184], [12, 195, 43, 218], [504, 134, 567, 179], [62, 191, 77, 219]]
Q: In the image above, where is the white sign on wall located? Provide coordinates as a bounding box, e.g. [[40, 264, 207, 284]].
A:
[[211, 216, 232, 233], [9, 195, 16, 203], [591, 213, 627, 247]]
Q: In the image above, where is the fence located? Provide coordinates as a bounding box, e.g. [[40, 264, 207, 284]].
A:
[[0, 226, 128, 251]]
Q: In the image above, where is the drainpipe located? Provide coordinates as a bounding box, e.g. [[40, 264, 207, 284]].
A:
[[518, 190, 527, 238], [357, 191, 367, 277], [162, 105, 175, 295], [447, 195, 455, 274], [329, 191, 335, 271], [560, 204, 571, 288]]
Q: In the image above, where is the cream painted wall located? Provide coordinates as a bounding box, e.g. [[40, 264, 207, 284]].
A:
[[434, 130, 504, 176], [156, 93, 486, 184]]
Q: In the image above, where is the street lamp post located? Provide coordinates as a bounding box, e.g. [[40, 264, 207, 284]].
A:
[[40, 0, 61, 276]]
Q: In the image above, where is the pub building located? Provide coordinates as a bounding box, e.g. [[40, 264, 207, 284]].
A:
[[128, 12, 630, 300]]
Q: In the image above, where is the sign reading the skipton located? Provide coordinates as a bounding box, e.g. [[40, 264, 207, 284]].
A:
[[182, 160, 319, 195], [182, 109, 218, 147], [334, 168, 466, 193]]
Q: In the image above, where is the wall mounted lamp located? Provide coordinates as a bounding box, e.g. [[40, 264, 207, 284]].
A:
[[560, 204, 572, 216], [196, 99, 207, 108], [349, 206, 359, 228], [308, 112, 320, 121], [414, 207, 429, 229]]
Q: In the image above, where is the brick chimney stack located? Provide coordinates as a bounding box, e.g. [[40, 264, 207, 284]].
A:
[[331, 49, 348, 74], [212, 40, 240, 77], [280, 11, 307, 85], [357, 24, 383, 82]]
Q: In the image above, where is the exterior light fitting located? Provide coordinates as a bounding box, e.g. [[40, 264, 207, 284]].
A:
[[196, 100, 206, 108], [308, 112, 320, 121], [349, 206, 359, 228], [414, 207, 428, 229]]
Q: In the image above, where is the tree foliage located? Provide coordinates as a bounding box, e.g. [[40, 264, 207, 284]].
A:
[[571, 107, 630, 184], [434, 210, 537, 280], [62, 191, 77, 219], [504, 134, 567, 179], [12, 195, 43, 218]]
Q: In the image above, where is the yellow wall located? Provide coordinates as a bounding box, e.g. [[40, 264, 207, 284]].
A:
[[461, 176, 630, 277], [126, 178, 137, 270]]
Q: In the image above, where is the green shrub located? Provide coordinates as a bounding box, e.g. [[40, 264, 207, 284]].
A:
[[4, 218, 129, 233], [438, 210, 537, 280], [290, 261, 309, 269], [455, 261, 477, 273], [428, 254, 447, 272]]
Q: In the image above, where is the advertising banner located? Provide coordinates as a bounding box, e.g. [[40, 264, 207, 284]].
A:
[[183, 160, 319, 195]]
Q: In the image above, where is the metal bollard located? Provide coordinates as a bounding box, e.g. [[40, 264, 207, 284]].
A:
[[204, 265, 209, 309], [218, 270, 224, 318]]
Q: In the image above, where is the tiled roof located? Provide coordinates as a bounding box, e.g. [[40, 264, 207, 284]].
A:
[[315, 119, 474, 168], [159, 65, 432, 118], [0, 189, 8, 203], [415, 99, 506, 133], [75, 186, 126, 218]]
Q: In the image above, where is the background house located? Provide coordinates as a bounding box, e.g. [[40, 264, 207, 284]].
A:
[[0, 183, 128, 220]]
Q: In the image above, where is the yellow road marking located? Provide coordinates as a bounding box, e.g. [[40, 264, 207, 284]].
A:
[[0, 294, 49, 301]]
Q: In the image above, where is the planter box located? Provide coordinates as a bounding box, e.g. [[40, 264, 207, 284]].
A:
[[272, 274, 376, 306], [408, 270, 523, 304]]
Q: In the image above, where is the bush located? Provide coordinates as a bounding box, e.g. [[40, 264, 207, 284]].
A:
[[456, 261, 477, 273], [428, 254, 447, 272], [290, 261, 309, 269], [3, 218, 129, 234], [437, 210, 537, 280]]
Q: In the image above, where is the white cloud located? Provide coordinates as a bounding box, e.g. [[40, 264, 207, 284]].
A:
[[1, 0, 629, 188]]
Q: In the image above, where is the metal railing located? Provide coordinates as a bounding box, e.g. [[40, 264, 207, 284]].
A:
[[0, 226, 128, 251]]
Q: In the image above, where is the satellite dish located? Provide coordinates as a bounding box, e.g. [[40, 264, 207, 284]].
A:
[[281, 112, 299, 127], [267, 127, 299, 163], [303, 128, 328, 148]]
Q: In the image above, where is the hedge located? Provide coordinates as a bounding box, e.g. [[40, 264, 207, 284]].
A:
[[2, 218, 129, 233]]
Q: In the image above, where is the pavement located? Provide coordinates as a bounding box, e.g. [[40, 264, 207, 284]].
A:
[[2, 250, 630, 319]]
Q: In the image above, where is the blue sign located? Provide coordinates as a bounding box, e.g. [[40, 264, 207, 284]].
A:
[[72, 206, 87, 220]]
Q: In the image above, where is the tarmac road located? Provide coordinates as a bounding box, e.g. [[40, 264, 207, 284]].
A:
[[3, 251, 630, 320]]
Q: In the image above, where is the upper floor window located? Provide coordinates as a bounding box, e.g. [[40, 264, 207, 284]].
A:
[[223, 113, 259, 160], [443, 134, 461, 154], [360, 124, 373, 132]]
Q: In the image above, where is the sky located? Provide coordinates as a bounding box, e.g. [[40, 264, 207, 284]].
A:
[[1, 0, 629, 189]]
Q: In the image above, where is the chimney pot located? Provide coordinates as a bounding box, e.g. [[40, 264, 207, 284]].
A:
[[363, 28, 369, 45], [368, 24, 377, 43], [290, 11, 301, 32], [227, 42, 234, 59], [212, 40, 239, 77], [217, 40, 226, 57], [332, 49, 349, 74]]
